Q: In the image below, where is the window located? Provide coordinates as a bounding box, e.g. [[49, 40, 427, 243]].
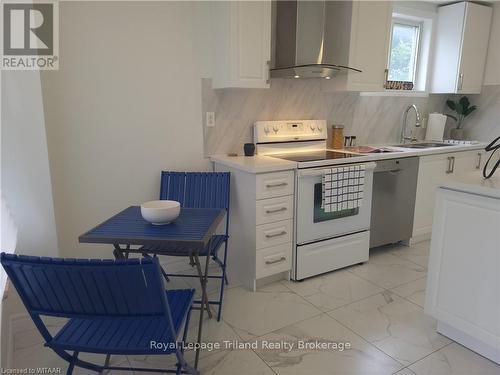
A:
[[387, 19, 422, 90]]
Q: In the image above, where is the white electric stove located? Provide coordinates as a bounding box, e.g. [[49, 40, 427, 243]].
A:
[[254, 120, 376, 280]]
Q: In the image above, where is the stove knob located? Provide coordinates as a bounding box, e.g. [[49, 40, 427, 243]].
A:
[[310, 124, 316, 132], [264, 126, 270, 134], [273, 124, 279, 133], [317, 125, 323, 132]]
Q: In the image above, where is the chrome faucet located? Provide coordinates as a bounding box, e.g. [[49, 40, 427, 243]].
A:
[[401, 104, 422, 143]]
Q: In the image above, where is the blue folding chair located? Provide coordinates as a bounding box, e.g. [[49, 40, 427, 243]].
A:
[[1, 253, 198, 375], [136, 172, 230, 322]]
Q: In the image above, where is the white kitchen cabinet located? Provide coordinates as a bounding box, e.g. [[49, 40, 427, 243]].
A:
[[413, 153, 449, 241], [211, 1, 271, 89], [426, 185, 500, 364], [453, 149, 485, 174], [430, 2, 492, 94], [213, 164, 294, 290], [347, 1, 393, 91], [412, 149, 485, 242], [323, 1, 393, 92]]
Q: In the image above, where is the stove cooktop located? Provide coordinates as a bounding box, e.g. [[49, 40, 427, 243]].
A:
[[269, 150, 361, 163]]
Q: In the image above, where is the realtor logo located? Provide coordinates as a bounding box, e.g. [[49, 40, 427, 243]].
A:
[[1, 0, 59, 70]]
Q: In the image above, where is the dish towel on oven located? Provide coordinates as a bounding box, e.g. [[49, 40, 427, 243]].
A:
[[322, 164, 365, 212]]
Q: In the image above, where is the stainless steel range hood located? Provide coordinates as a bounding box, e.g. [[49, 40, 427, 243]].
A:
[[271, 0, 362, 79]]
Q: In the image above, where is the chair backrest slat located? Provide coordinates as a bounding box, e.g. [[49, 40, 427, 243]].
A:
[[162, 172, 186, 205], [1, 254, 167, 319], [159, 171, 230, 210]]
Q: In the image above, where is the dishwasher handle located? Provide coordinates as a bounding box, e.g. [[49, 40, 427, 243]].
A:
[[374, 168, 402, 176], [388, 169, 402, 175], [372, 157, 418, 173]]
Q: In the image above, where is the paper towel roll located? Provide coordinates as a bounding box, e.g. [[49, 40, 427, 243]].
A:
[[425, 113, 447, 141]]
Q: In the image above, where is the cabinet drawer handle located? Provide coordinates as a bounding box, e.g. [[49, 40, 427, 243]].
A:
[[476, 153, 482, 169], [265, 230, 287, 238], [446, 156, 456, 173], [265, 256, 286, 265], [265, 207, 287, 214], [266, 182, 288, 188]]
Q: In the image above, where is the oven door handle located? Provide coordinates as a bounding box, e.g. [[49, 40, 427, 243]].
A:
[[297, 162, 376, 177]]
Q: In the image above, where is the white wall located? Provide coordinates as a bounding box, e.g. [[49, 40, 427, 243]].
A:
[[41, 2, 209, 258], [1, 69, 59, 365], [484, 2, 500, 85], [1, 71, 58, 257]]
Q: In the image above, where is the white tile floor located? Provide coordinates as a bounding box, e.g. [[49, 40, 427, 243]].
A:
[[11, 241, 500, 374]]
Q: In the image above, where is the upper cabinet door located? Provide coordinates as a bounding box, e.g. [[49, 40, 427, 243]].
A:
[[430, 2, 492, 94], [212, 1, 271, 89], [347, 1, 393, 91], [321, 1, 393, 92], [458, 3, 493, 94]]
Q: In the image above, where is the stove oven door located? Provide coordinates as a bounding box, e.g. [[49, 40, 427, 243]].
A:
[[296, 163, 375, 245]]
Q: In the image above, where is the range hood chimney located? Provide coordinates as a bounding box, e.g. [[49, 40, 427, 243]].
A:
[[271, 0, 362, 79]]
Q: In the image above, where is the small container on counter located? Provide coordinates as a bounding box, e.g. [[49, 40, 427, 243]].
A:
[[330, 125, 344, 150], [243, 143, 256, 156], [344, 135, 357, 147]]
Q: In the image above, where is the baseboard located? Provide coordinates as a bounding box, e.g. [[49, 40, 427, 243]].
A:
[[255, 271, 288, 290], [5, 312, 30, 368], [409, 232, 431, 245], [437, 321, 500, 365]]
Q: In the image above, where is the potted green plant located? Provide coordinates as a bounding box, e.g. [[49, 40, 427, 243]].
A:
[[445, 96, 477, 140]]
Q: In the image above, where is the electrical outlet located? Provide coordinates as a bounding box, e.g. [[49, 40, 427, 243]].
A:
[[206, 112, 215, 128]]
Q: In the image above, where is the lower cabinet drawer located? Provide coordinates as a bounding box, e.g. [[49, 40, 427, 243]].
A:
[[256, 171, 294, 199], [256, 219, 293, 249], [256, 243, 292, 279], [256, 195, 293, 225]]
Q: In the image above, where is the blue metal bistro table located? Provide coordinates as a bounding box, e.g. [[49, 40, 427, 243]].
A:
[[79, 206, 226, 368]]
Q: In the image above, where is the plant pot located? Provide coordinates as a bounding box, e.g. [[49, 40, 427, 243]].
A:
[[450, 128, 465, 140]]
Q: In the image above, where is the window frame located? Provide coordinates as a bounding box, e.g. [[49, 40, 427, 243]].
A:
[[386, 17, 423, 89]]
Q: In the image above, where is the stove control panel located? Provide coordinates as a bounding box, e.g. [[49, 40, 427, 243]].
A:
[[254, 120, 327, 144]]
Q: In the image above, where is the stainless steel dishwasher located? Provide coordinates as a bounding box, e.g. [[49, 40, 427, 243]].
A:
[[370, 157, 419, 248]]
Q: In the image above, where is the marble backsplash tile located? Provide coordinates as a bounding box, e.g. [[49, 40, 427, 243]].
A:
[[202, 78, 499, 156], [461, 85, 500, 143]]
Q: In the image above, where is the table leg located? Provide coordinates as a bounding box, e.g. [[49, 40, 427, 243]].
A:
[[142, 254, 171, 283], [113, 244, 125, 259], [203, 248, 211, 312], [159, 264, 171, 283], [193, 254, 212, 319], [193, 247, 213, 368]]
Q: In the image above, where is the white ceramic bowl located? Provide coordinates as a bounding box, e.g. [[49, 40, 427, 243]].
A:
[[140, 200, 180, 225]]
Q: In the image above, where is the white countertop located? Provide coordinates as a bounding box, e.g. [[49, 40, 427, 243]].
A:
[[210, 143, 486, 173], [440, 171, 500, 199], [210, 154, 297, 173]]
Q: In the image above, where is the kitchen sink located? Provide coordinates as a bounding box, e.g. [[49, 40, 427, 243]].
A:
[[393, 142, 455, 149]]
